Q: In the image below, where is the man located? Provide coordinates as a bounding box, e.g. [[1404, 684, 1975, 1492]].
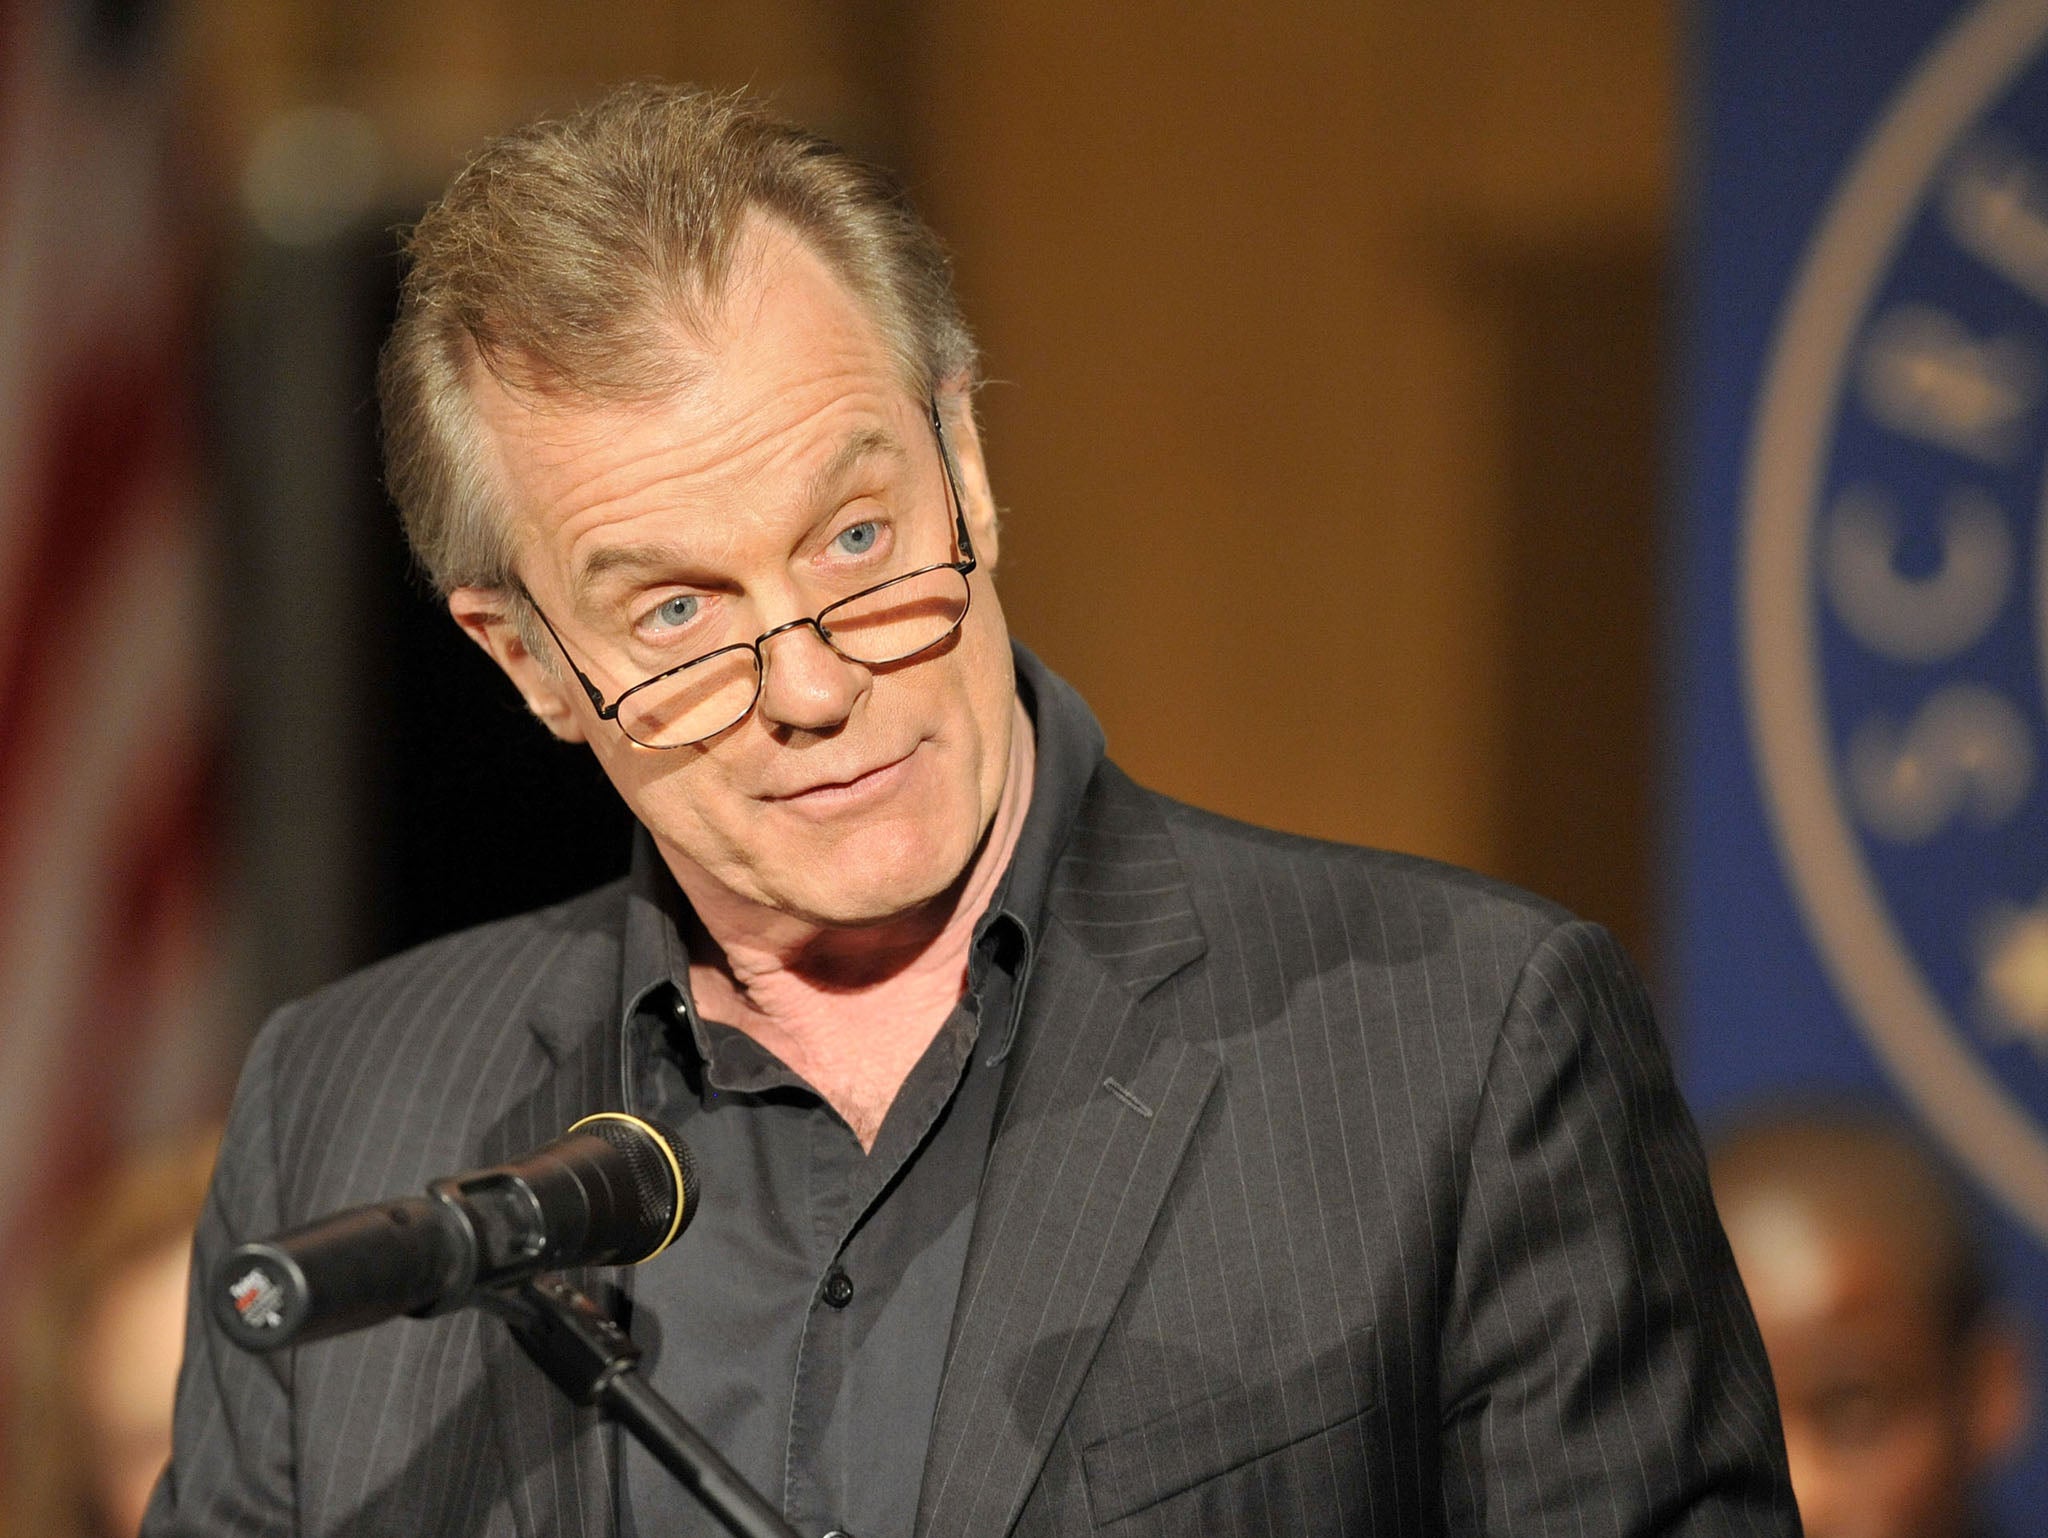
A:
[[1711, 1109, 2031, 1538], [148, 84, 1796, 1537]]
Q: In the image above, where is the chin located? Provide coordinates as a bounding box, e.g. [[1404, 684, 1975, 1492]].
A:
[[777, 823, 976, 927], [786, 861, 960, 928]]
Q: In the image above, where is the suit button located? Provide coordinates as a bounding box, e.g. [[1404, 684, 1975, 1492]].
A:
[[821, 1269, 854, 1309]]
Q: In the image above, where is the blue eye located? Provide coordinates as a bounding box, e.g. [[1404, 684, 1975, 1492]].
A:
[[650, 594, 700, 629], [834, 521, 880, 556]]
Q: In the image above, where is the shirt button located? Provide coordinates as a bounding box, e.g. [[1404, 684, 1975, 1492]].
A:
[[821, 1269, 855, 1309]]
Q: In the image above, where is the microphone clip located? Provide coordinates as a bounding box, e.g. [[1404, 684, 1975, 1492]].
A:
[[477, 1275, 641, 1407]]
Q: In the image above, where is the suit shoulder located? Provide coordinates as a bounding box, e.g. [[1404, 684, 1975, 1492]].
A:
[[252, 877, 630, 1069]]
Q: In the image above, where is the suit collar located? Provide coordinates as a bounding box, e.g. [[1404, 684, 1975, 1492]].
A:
[[1043, 760, 1208, 998], [505, 882, 633, 1067], [1010, 642, 1207, 998]]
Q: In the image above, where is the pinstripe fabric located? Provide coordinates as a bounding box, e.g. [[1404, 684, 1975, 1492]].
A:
[[146, 896, 633, 1538], [146, 704, 1795, 1536], [912, 766, 1794, 1537]]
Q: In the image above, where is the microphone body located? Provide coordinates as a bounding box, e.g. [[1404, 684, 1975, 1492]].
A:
[[213, 1113, 696, 1353]]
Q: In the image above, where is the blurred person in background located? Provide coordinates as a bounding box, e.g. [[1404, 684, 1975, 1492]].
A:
[[1711, 1108, 2032, 1538], [5, 1127, 218, 1538]]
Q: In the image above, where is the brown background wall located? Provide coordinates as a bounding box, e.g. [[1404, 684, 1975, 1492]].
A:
[[183, 0, 1671, 970]]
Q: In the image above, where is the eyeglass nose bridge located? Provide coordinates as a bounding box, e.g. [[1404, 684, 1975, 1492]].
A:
[[750, 610, 851, 667], [753, 612, 830, 652], [747, 611, 867, 686], [740, 613, 867, 730]]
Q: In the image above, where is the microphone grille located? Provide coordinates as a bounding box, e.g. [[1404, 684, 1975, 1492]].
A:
[[567, 1112, 699, 1261]]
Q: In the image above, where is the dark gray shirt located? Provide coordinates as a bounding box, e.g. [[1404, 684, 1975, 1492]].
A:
[[618, 662, 1098, 1538]]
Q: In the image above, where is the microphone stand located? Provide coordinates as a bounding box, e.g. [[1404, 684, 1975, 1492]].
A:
[[481, 1276, 802, 1538]]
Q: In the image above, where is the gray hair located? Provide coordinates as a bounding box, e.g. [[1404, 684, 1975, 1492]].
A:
[[378, 81, 979, 602]]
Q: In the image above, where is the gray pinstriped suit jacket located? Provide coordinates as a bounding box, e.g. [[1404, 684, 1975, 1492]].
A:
[[147, 687, 1797, 1536]]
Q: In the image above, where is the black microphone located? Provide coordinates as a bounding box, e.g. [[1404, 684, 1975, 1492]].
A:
[[211, 1113, 698, 1353]]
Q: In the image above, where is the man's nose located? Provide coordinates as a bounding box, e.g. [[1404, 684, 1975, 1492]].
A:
[[754, 621, 868, 733]]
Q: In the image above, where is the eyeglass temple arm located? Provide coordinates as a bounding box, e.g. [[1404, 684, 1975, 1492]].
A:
[[930, 397, 977, 572], [520, 585, 621, 719]]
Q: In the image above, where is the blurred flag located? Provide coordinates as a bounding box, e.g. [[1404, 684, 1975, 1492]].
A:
[[0, 0, 231, 1467]]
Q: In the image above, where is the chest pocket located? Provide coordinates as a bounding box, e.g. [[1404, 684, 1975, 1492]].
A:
[[1079, 1351, 1379, 1529]]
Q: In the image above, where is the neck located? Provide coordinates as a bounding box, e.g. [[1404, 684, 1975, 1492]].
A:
[[672, 696, 1036, 1146]]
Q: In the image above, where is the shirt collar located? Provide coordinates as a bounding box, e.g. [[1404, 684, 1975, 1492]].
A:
[[616, 639, 1108, 1063]]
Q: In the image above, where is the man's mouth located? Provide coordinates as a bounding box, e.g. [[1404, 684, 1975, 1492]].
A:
[[766, 747, 918, 807]]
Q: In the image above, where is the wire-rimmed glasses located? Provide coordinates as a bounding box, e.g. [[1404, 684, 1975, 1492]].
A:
[[520, 398, 976, 750]]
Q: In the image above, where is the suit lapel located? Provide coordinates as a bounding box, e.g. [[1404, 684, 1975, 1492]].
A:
[[476, 990, 628, 1538], [917, 765, 1215, 1538]]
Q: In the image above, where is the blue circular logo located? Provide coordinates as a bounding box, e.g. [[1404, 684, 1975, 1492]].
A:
[[1745, 0, 2048, 1239]]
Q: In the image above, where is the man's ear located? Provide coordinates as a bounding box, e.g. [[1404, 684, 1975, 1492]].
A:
[[936, 378, 999, 572], [447, 586, 590, 743]]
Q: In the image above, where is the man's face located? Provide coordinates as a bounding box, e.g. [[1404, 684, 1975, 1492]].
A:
[[1725, 1203, 2007, 1538], [452, 220, 1014, 928]]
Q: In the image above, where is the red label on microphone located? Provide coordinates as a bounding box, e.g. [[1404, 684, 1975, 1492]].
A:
[[227, 1265, 287, 1331]]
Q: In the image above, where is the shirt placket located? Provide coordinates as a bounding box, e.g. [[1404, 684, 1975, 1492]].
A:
[[779, 1003, 981, 1536]]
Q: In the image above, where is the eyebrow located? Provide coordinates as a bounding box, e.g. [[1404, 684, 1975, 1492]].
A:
[[571, 426, 910, 598], [573, 540, 708, 596], [801, 425, 907, 513]]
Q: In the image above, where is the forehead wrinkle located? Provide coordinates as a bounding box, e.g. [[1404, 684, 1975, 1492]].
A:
[[803, 426, 907, 511], [488, 220, 927, 604], [570, 421, 910, 593], [467, 372, 695, 572]]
